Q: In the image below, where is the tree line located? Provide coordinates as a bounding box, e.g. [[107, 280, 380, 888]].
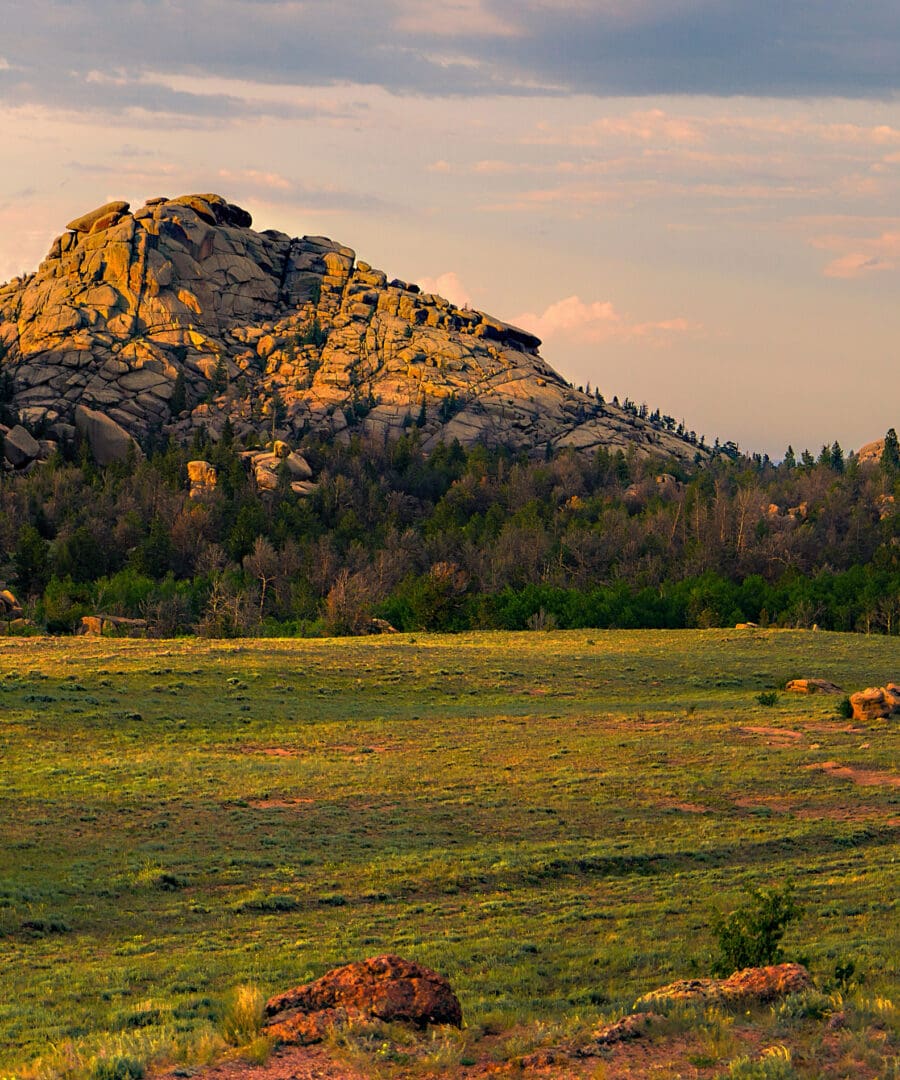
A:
[[1, 425, 898, 636]]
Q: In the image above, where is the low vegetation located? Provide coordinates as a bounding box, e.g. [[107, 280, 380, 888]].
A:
[[0, 629, 896, 1078]]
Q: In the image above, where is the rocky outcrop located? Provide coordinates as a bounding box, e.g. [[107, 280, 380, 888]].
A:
[[0, 194, 706, 462], [79, 614, 148, 636], [785, 678, 843, 694], [634, 963, 811, 1009], [264, 954, 462, 1045], [850, 684, 900, 722], [187, 459, 217, 497], [857, 438, 885, 464]]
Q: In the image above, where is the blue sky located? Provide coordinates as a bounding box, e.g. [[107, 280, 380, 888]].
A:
[[2, 0, 899, 454]]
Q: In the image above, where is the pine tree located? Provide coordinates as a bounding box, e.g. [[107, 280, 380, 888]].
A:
[[783, 445, 796, 469], [883, 427, 900, 470]]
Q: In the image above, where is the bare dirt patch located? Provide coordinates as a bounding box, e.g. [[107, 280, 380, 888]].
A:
[[739, 726, 804, 740], [803, 761, 900, 788], [250, 798, 316, 809], [244, 746, 305, 757], [657, 798, 712, 813]]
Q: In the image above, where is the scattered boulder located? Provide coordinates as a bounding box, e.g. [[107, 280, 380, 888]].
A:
[[850, 684, 900, 722], [592, 1011, 665, 1046], [735, 622, 759, 630], [74, 405, 142, 466], [634, 963, 811, 1009], [187, 459, 217, 497], [3, 425, 41, 468], [0, 589, 23, 619], [264, 954, 462, 1046], [785, 678, 843, 694], [79, 614, 148, 636]]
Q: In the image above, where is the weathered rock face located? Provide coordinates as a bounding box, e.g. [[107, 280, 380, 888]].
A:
[[264, 954, 462, 1045], [0, 194, 705, 461]]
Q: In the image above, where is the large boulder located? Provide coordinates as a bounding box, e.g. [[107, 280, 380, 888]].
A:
[[74, 405, 142, 466], [66, 200, 130, 233], [0, 589, 22, 618], [634, 963, 811, 1009], [850, 684, 900, 722], [264, 954, 462, 1045], [3, 425, 41, 468]]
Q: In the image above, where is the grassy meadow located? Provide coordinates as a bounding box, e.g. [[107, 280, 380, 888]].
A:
[[0, 628, 897, 1076]]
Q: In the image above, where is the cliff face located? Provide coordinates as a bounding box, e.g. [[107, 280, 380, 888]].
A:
[[0, 193, 702, 460]]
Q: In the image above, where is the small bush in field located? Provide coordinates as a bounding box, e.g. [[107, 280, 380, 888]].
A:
[[712, 884, 802, 976]]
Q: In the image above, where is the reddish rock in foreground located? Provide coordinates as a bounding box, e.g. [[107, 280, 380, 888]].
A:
[[635, 963, 811, 1008], [264, 954, 462, 1045]]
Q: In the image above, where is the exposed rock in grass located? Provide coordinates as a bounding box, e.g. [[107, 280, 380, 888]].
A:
[[634, 963, 811, 1009], [785, 678, 843, 694], [850, 684, 900, 721], [264, 954, 462, 1045]]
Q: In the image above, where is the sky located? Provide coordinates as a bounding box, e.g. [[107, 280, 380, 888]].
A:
[[2, 1, 900, 457]]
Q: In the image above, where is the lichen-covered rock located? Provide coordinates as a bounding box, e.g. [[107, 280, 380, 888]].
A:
[[634, 963, 811, 1009], [264, 954, 462, 1045], [0, 194, 708, 462]]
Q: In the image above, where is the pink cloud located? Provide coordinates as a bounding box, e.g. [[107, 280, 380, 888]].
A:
[[393, 0, 521, 37], [418, 271, 473, 307], [514, 295, 696, 346], [812, 229, 900, 278]]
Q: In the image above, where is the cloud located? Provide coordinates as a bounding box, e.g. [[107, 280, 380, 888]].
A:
[[813, 230, 900, 278], [418, 271, 473, 307], [2, 0, 900, 106], [393, 0, 522, 38], [514, 294, 696, 345]]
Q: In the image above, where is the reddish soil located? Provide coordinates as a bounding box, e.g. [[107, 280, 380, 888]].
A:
[[802, 760, 900, 787]]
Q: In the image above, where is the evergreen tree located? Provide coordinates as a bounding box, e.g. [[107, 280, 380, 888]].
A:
[[883, 427, 900, 471], [783, 445, 796, 469]]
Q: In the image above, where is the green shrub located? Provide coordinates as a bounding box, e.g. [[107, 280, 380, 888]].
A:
[[221, 985, 266, 1045], [712, 884, 802, 976], [837, 696, 854, 719], [719, 1048, 798, 1078], [90, 1055, 145, 1080], [756, 691, 779, 707], [774, 989, 834, 1022]]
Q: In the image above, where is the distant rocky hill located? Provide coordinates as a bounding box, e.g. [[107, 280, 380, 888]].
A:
[[0, 193, 704, 462]]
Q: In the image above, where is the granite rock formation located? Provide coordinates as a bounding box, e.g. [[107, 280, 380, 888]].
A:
[[0, 194, 704, 461]]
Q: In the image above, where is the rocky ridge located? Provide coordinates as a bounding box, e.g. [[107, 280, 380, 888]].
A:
[[0, 193, 704, 462]]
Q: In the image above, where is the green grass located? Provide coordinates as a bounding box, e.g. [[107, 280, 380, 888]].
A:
[[0, 629, 897, 1076]]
